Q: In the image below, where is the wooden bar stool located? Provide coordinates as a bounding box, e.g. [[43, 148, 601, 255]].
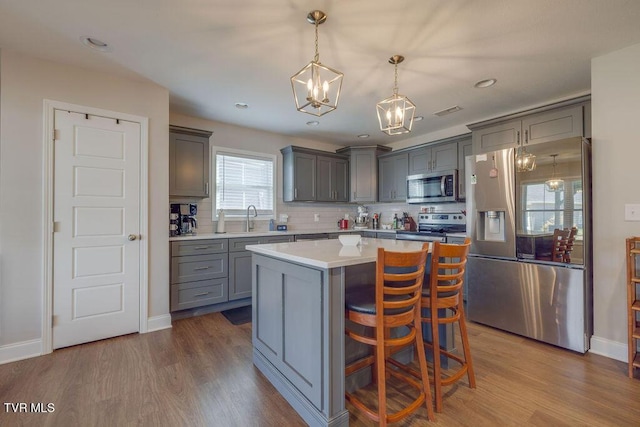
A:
[[421, 238, 475, 413], [345, 244, 435, 425]]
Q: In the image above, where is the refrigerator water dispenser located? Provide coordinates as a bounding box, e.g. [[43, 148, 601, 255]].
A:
[[477, 210, 506, 242]]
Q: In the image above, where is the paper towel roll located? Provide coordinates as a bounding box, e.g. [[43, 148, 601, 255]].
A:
[[216, 209, 225, 233]]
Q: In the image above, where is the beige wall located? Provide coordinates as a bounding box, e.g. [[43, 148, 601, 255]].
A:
[[591, 42, 640, 359], [169, 112, 360, 233], [0, 50, 169, 351]]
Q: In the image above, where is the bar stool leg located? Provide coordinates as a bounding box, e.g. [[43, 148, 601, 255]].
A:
[[459, 304, 476, 388], [430, 303, 444, 413]]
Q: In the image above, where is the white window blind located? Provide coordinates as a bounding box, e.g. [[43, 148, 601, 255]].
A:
[[213, 149, 275, 218]]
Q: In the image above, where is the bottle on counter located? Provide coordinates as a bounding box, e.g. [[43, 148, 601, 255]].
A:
[[216, 209, 225, 233], [393, 213, 399, 229]]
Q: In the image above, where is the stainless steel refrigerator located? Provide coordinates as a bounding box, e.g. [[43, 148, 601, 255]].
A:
[[465, 137, 592, 353]]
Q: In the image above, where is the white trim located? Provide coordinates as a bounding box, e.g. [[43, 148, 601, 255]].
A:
[[210, 145, 277, 220], [0, 339, 42, 365], [147, 314, 173, 332], [42, 99, 150, 354], [589, 335, 627, 362]]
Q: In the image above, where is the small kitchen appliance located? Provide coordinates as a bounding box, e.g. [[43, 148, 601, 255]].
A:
[[354, 205, 369, 230], [170, 203, 198, 236]]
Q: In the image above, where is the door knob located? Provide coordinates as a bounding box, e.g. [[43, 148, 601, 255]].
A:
[[128, 234, 138, 241]]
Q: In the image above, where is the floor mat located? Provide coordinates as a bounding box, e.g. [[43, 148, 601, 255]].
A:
[[221, 305, 252, 325]]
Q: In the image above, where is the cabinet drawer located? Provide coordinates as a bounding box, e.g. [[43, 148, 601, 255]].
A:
[[260, 235, 294, 244], [171, 239, 228, 256], [229, 237, 262, 252], [171, 253, 228, 283], [170, 279, 228, 311]]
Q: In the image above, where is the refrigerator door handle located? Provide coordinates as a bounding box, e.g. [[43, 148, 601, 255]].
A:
[[441, 175, 446, 196]]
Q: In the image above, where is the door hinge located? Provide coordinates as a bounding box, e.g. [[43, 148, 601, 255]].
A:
[[53, 129, 60, 141], [53, 222, 61, 233], [52, 315, 58, 327]]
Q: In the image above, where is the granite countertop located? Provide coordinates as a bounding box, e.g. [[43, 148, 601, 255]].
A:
[[169, 228, 399, 241], [246, 237, 430, 269]]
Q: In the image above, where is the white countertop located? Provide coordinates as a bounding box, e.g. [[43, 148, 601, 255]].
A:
[[246, 237, 430, 269], [169, 228, 398, 241]]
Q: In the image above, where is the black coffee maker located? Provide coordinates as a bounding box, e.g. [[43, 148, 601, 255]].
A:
[[170, 203, 197, 236]]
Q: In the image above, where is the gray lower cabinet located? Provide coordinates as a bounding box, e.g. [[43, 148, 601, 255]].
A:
[[170, 239, 229, 311], [229, 235, 294, 301], [169, 125, 212, 198]]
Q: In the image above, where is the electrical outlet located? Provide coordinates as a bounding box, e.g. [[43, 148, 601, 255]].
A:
[[314, 213, 320, 222], [625, 204, 640, 221]]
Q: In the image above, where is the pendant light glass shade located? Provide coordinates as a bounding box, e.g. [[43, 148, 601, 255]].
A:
[[291, 10, 343, 117], [516, 146, 536, 172], [545, 154, 564, 192], [377, 55, 416, 135]]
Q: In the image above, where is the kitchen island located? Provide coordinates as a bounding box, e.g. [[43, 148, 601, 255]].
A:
[[246, 238, 429, 427]]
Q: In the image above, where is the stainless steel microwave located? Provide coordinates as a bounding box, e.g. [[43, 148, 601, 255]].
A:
[[406, 169, 458, 203]]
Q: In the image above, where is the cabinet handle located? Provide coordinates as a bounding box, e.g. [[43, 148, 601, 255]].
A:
[[353, 191, 356, 199], [193, 292, 210, 297], [193, 246, 210, 250], [524, 129, 529, 144], [194, 266, 210, 271], [205, 182, 209, 195], [294, 188, 298, 199], [517, 130, 521, 145]]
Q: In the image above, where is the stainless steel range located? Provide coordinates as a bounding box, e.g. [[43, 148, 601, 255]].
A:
[[396, 212, 466, 242]]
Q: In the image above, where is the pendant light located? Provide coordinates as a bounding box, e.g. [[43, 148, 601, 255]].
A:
[[376, 55, 416, 135], [290, 10, 343, 117], [516, 145, 536, 172], [545, 154, 564, 192]]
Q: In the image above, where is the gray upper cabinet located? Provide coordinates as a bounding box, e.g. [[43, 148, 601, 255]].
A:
[[316, 155, 349, 202], [169, 125, 212, 198], [457, 136, 473, 200], [408, 141, 458, 175], [337, 146, 391, 203], [378, 152, 408, 202], [281, 146, 348, 203], [469, 100, 588, 154]]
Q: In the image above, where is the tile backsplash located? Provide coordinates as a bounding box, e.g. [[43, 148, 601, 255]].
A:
[[169, 197, 466, 234]]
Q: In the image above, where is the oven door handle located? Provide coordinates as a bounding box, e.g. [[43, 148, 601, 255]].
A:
[[440, 175, 447, 196]]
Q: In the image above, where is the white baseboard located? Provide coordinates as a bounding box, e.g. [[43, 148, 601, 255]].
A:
[[0, 339, 42, 365], [590, 335, 627, 362], [146, 314, 172, 332]]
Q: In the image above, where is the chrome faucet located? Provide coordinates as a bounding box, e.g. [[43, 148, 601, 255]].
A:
[[246, 205, 258, 232]]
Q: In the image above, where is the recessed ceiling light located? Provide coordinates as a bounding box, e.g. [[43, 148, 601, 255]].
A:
[[414, 116, 424, 121], [357, 134, 370, 139], [80, 36, 112, 52], [306, 121, 319, 126], [235, 102, 249, 109], [474, 78, 497, 88]]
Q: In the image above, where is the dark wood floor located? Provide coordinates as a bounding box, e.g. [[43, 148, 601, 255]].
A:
[[2, 313, 640, 426]]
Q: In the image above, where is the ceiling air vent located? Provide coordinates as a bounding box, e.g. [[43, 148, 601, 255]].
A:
[[433, 105, 462, 117]]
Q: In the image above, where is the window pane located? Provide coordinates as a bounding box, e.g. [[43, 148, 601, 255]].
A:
[[520, 179, 581, 236], [214, 151, 275, 217]]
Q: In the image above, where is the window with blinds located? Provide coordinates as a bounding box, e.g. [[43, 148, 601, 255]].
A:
[[212, 148, 275, 218]]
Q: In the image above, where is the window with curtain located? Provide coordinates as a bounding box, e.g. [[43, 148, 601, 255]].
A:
[[519, 178, 583, 239], [212, 148, 275, 218]]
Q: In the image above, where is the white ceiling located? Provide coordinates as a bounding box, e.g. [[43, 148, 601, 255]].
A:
[[2, 0, 640, 146]]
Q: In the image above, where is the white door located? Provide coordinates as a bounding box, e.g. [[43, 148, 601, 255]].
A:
[[53, 110, 141, 349]]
